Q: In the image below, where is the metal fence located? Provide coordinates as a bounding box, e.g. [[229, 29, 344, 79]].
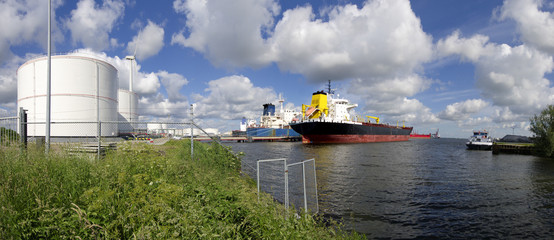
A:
[[257, 158, 319, 214], [0, 116, 20, 147], [0, 112, 226, 160]]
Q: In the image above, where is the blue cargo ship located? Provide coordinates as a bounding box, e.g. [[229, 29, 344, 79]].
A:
[[241, 98, 301, 141]]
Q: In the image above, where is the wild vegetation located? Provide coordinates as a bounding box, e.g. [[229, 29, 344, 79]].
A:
[[0, 140, 362, 239], [530, 105, 554, 158]]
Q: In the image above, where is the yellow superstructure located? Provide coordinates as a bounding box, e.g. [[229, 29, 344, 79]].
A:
[[302, 91, 328, 119]]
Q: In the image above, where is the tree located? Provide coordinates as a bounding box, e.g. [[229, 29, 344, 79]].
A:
[[529, 105, 554, 158]]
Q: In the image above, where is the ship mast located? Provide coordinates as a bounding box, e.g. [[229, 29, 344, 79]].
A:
[[327, 80, 334, 94]]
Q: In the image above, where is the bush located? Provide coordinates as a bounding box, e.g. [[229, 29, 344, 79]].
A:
[[530, 105, 554, 157]]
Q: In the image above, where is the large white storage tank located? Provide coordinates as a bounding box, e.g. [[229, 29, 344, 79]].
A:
[[118, 89, 138, 133], [17, 55, 119, 137]]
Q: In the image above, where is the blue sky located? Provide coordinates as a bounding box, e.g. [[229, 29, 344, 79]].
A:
[[1, 0, 554, 138]]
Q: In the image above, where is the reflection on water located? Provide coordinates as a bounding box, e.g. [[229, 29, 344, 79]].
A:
[[226, 139, 554, 238]]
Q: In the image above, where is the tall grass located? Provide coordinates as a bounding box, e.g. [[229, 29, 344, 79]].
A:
[[0, 140, 363, 239]]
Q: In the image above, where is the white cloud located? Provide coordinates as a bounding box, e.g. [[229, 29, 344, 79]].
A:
[[173, 0, 432, 81], [499, 0, 554, 54], [191, 75, 277, 120], [68, 48, 162, 96], [0, 55, 24, 105], [0, 0, 64, 65], [126, 20, 165, 60], [65, 0, 125, 51], [436, 31, 494, 62], [68, 49, 191, 119], [272, 0, 433, 81], [436, 32, 554, 118], [475, 44, 554, 114], [347, 74, 438, 124], [171, 0, 279, 68], [458, 116, 493, 128], [438, 99, 490, 121], [138, 93, 189, 119], [157, 71, 188, 102], [171, 0, 435, 126]]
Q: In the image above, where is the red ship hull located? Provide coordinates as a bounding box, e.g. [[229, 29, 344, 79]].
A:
[[410, 133, 431, 139], [301, 134, 410, 143]]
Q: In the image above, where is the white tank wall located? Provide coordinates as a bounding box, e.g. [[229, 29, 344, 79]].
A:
[[17, 55, 119, 137], [118, 89, 138, 133]]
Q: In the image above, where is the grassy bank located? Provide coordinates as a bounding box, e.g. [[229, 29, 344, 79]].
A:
[[0, 140, 362, 239]]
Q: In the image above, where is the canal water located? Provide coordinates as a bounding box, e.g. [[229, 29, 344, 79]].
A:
[[224, 138, 554, 239]]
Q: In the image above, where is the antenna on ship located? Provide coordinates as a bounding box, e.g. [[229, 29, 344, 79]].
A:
[[327, 80, 334, 94], [278, 93, 284, 114]]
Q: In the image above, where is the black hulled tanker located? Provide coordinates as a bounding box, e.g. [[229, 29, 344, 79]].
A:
[[289, 82, 413, 143]]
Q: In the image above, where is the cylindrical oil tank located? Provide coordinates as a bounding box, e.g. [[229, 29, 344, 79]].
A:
[[147, 123, 168, 134], [118, 89, 138, 134], [17, 55, 119, 137]]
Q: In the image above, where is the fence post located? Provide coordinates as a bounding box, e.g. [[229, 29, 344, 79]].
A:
[[190, 123, 194, 160], [190, 104, 194, 160], [312, 159, 319, 214], [284, 160, 289, 211], [19, 107, 27, 148], [302, 162, 308, 213], [257, 160, 260, 201], [97, 121, 101, 160]]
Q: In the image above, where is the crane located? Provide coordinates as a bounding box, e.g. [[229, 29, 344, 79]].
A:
[[366, 115, 380, 124]]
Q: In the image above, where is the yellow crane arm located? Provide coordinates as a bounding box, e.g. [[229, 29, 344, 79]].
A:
[[366, 115, 380, 124]]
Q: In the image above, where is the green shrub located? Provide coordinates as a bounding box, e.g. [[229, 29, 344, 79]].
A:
[[530, 105, 554, 157]]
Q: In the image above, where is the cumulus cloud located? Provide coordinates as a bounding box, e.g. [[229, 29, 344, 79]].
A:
[[138, 93, 189, 119], [126, 20, 165, 60], [436, 31, 494, 62], [475, 44, 554, 114], [436, 32, 554, 120], [272, 0, 433, 81], [68, 49, 192, 119], [191, 75, 277, 120], [172, 0, 432, 81], [499, 0, 554, 54], [172, 0, 435, 125], [68, 49, 161, 96], [157, 71, 188, 102], [0, 56, 24, 105], [347, 74, 438, 123], [171, 0, 279, 68], [438, 99, 490, 121], [0, 0, 63, 65], [458, 116, 493, 128], [65, 0, 125, 51]]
